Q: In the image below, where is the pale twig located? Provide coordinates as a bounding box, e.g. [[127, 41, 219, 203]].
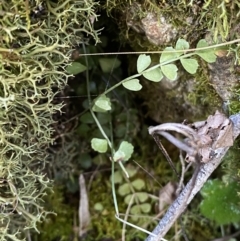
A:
[[78, 39, 240, 56], [176, 152, 186, 196], [149, 123, 198, 141], [145, 113, 240, 241], [157, 131, 195, 156], [122, 193, 135, 241], [210, 230, 240, 241]]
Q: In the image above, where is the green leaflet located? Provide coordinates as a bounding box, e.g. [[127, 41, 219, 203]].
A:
[[137, 54, 151, 73], [91, 138, 108, 153], [143, 68, 163, 82], [180, 58, 199, 74], [66, 62, 87, 75], [161, 64, 178, 81], [196, 39, 217, 63], [122, 79, 142, 91]]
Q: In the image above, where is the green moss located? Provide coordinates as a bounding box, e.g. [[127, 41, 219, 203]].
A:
[[88, 173, 123, 240], [180, 212, 219, 241], [187, 66, 221, 118], [35, 187, 74, 241], [229, 84, 240, 114], [222, 142, 240, 184], [87, 157, 173, 240]]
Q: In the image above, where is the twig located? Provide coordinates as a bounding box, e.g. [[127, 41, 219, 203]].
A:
[[210, 230, 240, 241], [145, 113, 240, 241], [122, 194, 135, 241], [152, 134, 180, 180], [176, 152, 186, 196]]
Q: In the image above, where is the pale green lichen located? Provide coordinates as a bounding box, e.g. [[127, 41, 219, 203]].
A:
[[0, 0, 100, 240]]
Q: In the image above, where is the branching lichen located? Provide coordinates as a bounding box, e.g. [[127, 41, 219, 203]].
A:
[[0, 0, 100, 240]]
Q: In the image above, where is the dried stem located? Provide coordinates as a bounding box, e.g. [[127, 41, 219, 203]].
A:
[[145, 113, 240, 241]]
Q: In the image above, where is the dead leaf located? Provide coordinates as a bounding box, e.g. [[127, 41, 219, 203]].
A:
[[79, 174, 91, 237], [158, 182, 177, 212]]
